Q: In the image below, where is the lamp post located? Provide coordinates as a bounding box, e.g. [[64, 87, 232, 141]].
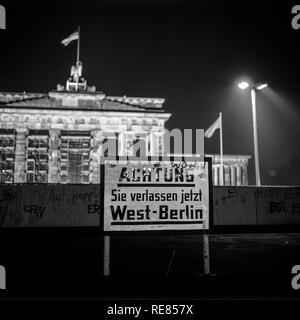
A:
[[238, 81, 268, 186]]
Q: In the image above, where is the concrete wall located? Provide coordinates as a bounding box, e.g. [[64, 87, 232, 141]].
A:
[[213, 186, 300, 226], [1, 185, 300, 227], [0, 184, 100, 227]]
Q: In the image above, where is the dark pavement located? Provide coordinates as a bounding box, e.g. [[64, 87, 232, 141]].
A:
[[0, 229, 300, 298]]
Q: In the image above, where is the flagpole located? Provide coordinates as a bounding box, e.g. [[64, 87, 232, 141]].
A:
[[77, 26, 80, 65], [219, 112, 224, 186]]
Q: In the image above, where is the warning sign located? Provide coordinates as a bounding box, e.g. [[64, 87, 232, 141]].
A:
[[102, 157, 211, 232]]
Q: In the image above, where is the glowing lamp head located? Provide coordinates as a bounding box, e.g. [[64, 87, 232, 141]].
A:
[[256, 83, 268, 90], [238, 81, 250, 90]]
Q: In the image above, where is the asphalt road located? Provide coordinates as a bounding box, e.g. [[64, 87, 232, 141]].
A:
[[1, 229, 300, 298]]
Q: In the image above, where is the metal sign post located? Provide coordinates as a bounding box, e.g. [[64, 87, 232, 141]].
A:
[[202, 221, 211, 275], [103, 235, 110, 276]]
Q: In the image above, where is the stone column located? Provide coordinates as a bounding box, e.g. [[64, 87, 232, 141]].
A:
[[219, 164, 224, 186], [224, 165, 230, 186], [90, 130, 102, 184], [48, 130, 60, 183], [14, 129, 27, 183], [230, 166, 236, 186], [236, 165, 242, 186], [213, 165, 219, 186], [145, 132, 150, 157], [119, 131, 125, 156], [150, 131, 163, 156], [242, 164, 248, 185], [149, 131, 155, 156], [119, 123, 127, 156]]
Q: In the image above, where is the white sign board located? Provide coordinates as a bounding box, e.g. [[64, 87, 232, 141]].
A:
[[102, 158, 211, 231]]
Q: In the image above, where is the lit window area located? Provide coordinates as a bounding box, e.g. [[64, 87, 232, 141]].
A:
[[60, 131, 91, 184], [26, 130, 49, 183], [0, 129, 16, 183]]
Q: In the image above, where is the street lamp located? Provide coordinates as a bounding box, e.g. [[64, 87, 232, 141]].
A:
[[238, 81, 268, 186]]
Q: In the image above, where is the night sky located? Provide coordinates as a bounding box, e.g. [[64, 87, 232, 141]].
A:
[[1, 0, 300, 185]]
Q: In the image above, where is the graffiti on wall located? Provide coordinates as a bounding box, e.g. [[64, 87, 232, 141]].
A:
[[213, 187, 256, 225], [255, 188, 300, 215], [255, 187, 300, 225], [214, 186, 300, 226], [1, 185, 300, 227], [0, 188, 18, 227], [0, 185, 101, 227]]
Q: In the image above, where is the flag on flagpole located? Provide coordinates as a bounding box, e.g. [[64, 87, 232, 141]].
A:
[[204, 115, 221, 138], [61, 31, 79, 46]]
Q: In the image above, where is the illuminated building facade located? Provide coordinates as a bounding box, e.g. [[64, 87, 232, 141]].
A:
[[206, 154, 251, 186], [0, 64, 250, 186]]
